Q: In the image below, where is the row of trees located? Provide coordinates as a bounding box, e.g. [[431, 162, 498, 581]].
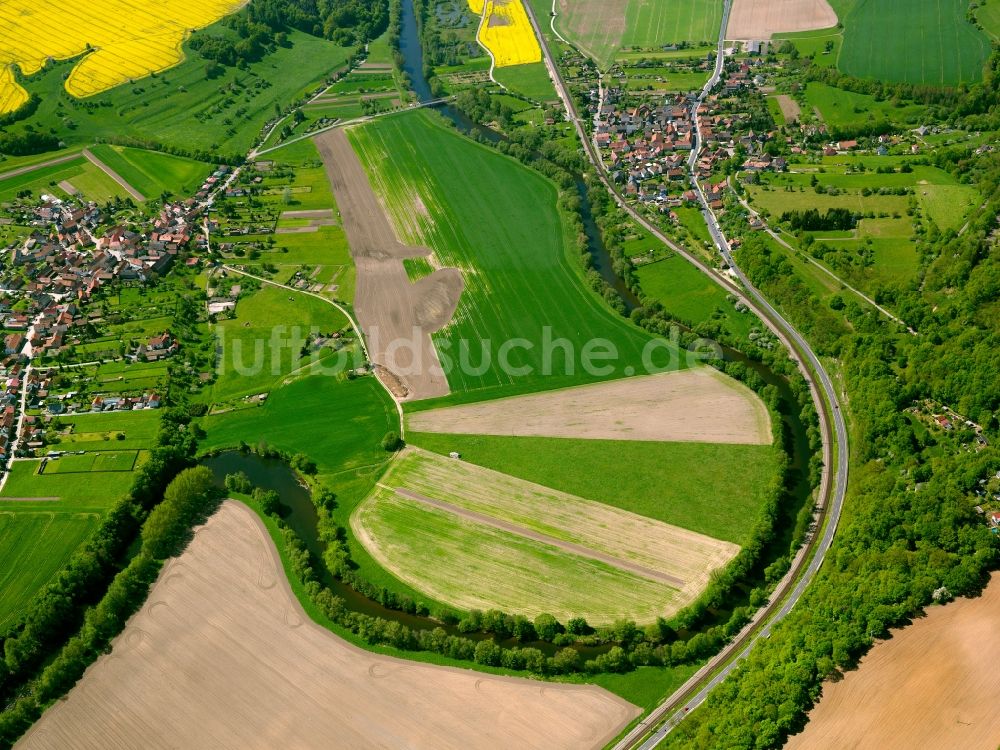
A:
[[0, 413, 209, 745], [661, 148, 1000, 749]]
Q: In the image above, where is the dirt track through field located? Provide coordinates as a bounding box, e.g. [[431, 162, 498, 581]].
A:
[[394, 487, 686, 587], [81, 148, 146, 203], [408, 367, 772, 444], [786, 574, 1000, 750], [314, 128, 462, 401], [775, 94, 801, 122], [726, 0, 837, 39], [16, 501, 639, 750]]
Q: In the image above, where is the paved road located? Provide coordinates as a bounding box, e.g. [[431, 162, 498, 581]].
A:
[[522, 3, 850, 748]]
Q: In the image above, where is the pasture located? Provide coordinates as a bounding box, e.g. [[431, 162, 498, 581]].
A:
[[86, 145, 213, 199], [493, 62, 557, 101], [49, 410, 162, 452], [835, 0, 990, 85], [977, 0, 1000, 39], [636, 253, 756, 339], [408, 433, 783, 545], [787, 574, 1000, 750], [0, 457, 144, 511], [804, 82, 926, 133], [200, 373, 397, 505], [354, 486, 684, 624], [16, 500, 639, 750], [349, 110, 676, 398], [206, 284, 351, 404], [0, 512, 99, 629]]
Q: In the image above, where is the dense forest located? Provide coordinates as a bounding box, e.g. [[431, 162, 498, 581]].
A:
[[661, 135, 1000, 750]]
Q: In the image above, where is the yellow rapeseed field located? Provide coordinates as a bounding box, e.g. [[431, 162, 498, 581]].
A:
[[469, 0, 542, 68], [0, 0, 246, 115]]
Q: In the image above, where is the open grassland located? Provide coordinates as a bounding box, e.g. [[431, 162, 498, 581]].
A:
[[408, 368, 771, 445], [726, 0, 837, 39], [86, 145, 212, 199], [835, 0, 989, 85], [354, 487, 682, 624], [776, 27, 842, 68], [0, 457, 144, 512], [376, 448, 738, 592], [637, 254, 756, 340], [50, 410, 161, 452], [206, 284, 350, 404], [0, 0, 245, 111], [787, 574, 1000, 750], [5, 29, 351, 155], [553, 0, 627, 68], [804, 82, 926, 132], [349, 110, 675, 397], [408, 432, 783, 545], [474, 0, 542, 68], [0, 156, 128, 203], [16, 500, 639, 750], [622, 0, 722, 48], [200, 374, 397, 504], [0, 512, 99, 629], [977, 0, 1000, 39], [493, 62, 557, 101]]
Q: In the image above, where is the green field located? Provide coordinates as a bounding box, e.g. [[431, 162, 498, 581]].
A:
[[350, 110, 678, 398], [50, 410, 162, 452], [5, 28, 351, 156], [977, 0, 1000, 39], [775, 27, 842, 68], [0, 458, 143, 511], [622, 0, 721, 48], [637, 254, 755, 340], [354, 486, 678, 624], [87, 145, 214, 199], [804, 82, 926, 133], [407, 432, 782, 545], [41, 451, 139, 474], [206, 284, 351, 403], [493, 62, 557, 102], [200, 373, 397, 504], [0, 156, 128, 203], [0, 512, 99, 628], [834, 0, 990, 85]]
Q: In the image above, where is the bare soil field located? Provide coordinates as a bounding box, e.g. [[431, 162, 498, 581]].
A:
[[786, 574, 1000, 750], [17, 501, 638, 750], [726, 0, 837, 39], [315, 128, 463, 401], [775, 94, 801, 122], [408, 367, 772, 444]]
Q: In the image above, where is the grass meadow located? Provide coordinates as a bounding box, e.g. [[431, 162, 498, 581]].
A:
[[804, 83, 926, 133], [0, 156, 128, 203], [6, 28, 351, 156], [350, 110, 679, 398], [407, 432, 783, 545], [493, 62, 557, 102], [636, 254, 756, 340], [87, 145, 213, 198], [834, 0, 989, 85], [0, 512, 100, 628]]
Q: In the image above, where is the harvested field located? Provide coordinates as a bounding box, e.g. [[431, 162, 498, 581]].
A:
[[314, 127, 463, 401], [775, 94, 801, 122], [726, 0, 837, 39], [408, 367, 772, 444], [787, 574, 1000, 750], [17, 501, 638, 750]]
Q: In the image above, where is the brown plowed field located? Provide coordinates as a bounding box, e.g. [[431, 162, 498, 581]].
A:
[[17, 501, 639, 750], [315, 128, 462, 401], [726, 0, 837, 39], [786, 574, 1000, 750], [408, 367, 772, 444]]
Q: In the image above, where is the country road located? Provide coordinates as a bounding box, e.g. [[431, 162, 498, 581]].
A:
[[523, 2, 850, 747], [81, 148, 146, 203]]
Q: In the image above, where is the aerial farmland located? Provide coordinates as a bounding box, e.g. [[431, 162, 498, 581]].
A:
[[2, 0, 999, 748]]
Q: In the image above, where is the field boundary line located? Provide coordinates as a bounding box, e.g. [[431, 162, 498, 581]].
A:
[[82, 147, 146, 202], [384, 484, 688, 587], [0, 151, 85, 183]]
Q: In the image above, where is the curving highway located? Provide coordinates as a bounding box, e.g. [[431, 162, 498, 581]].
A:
[[524, 2, 850, 747]]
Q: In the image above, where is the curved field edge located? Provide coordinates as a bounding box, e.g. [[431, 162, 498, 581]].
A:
[[347, 109, 685, 398]]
